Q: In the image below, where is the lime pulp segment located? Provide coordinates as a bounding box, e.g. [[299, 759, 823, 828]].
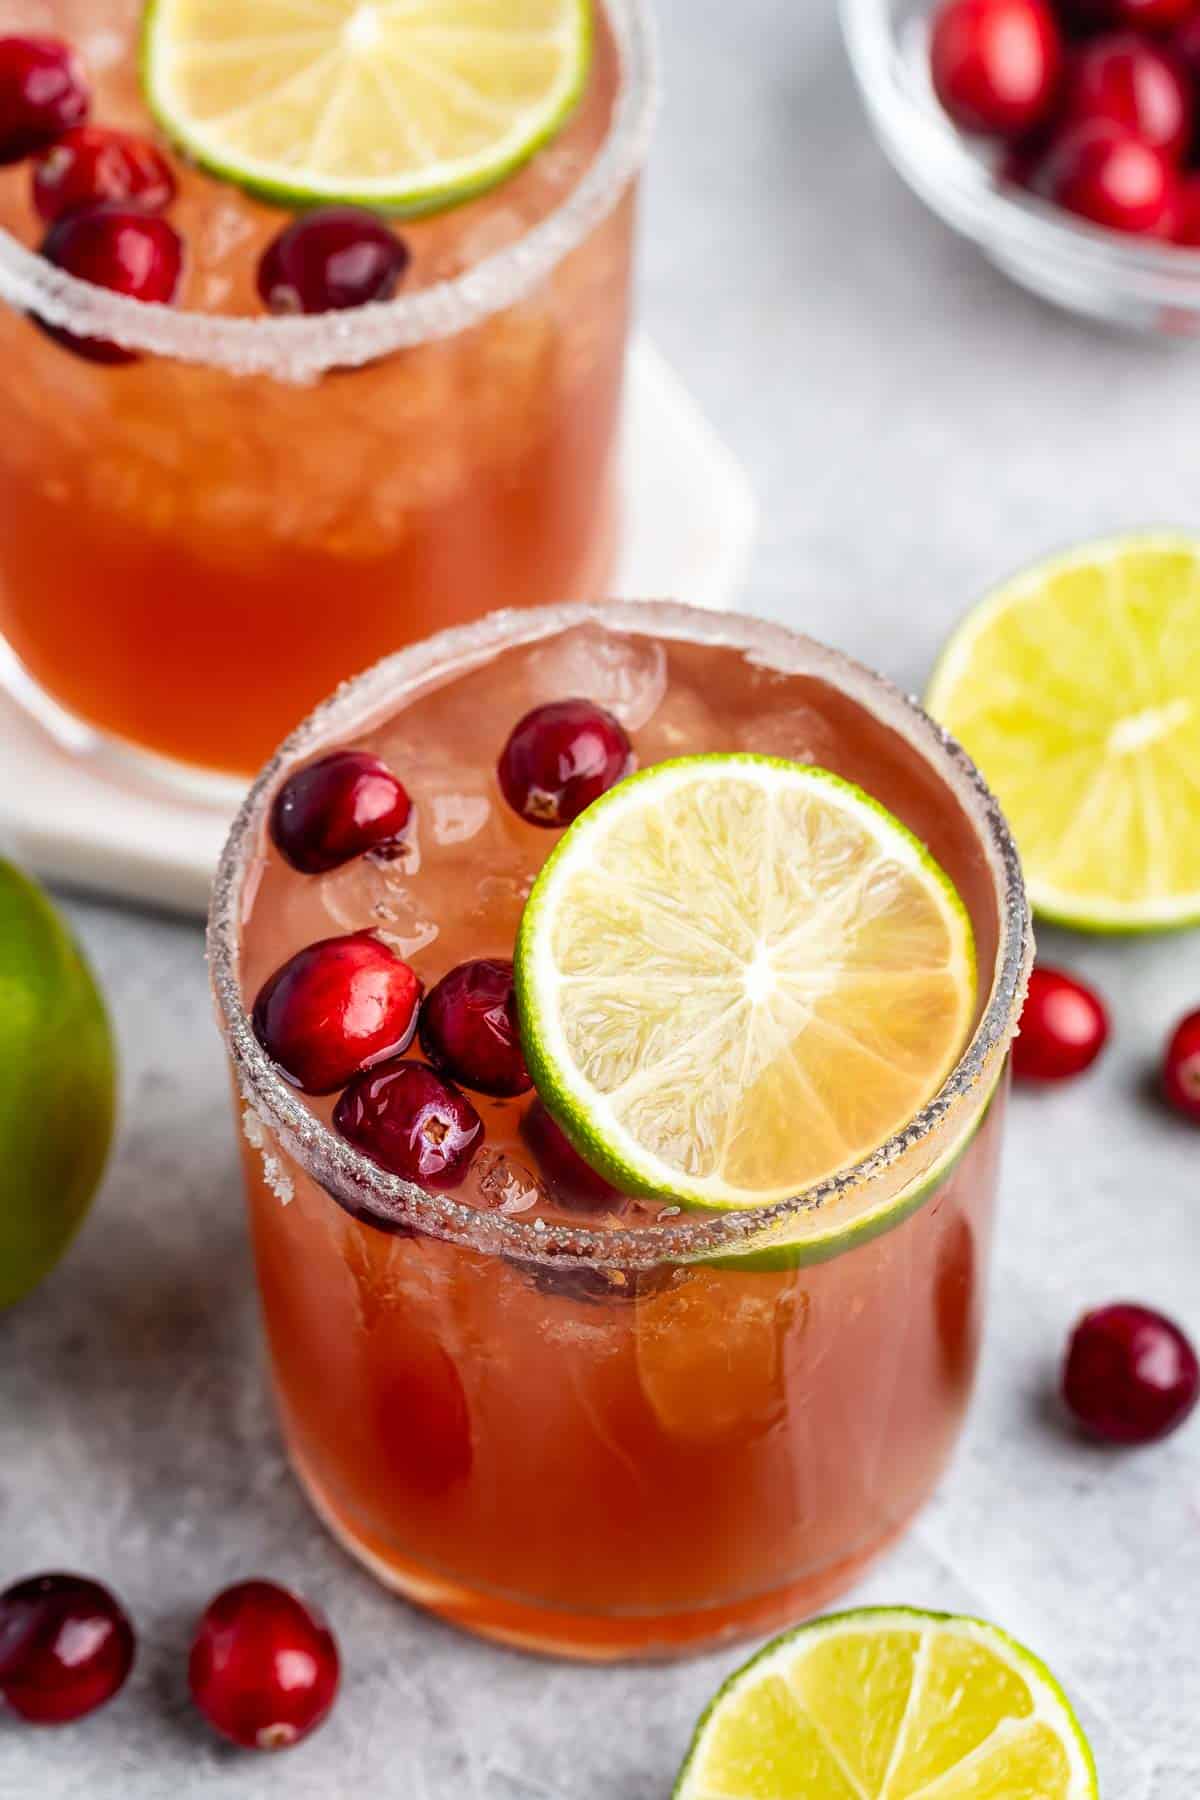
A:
[[515, 755, 976, 1213], [141, 0, 594, 215], [927, 532, 1200, 932], [674, 1607, 1098, 1800]]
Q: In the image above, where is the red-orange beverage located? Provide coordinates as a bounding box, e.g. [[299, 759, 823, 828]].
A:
[[0, 0, 651, 777], [209, 601, 1032, 1660]]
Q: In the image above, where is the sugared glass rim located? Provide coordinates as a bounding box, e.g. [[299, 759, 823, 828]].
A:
[[0, 0, 656, 382], [208, 598, 1032, 1269]]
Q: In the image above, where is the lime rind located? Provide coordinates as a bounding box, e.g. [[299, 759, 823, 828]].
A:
[[0, 861, 117, 1308], [140, 0, 594, 218], [926, 530, 1200, 935], [673, 1606, 1098, 1800], [515, 754, 976, 1216]]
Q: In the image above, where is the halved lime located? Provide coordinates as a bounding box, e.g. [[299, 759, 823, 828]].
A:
[[674, 1607, 1097, 1800], [927, 532, 1200, 932], [0, 861, 116, 1308], [514, 756, 976, 1213], [142, 0, 593, 216]]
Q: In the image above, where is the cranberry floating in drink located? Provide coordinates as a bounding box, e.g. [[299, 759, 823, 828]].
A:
[[0, 36, 88, 163], [522, 1097, 619, 1212], [251, 932, 421, 1095], [257, 207, 410, 316], [334, 1059, 483, 1188], [38, 206, 183, 363], [270, 750, 412, 874], [32, 126, 175, 222], [419, 958, 531, 1098], [498, 698, 633, 827]]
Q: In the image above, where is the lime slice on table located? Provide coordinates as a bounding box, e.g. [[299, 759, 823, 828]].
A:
[[927, 533, 1200, 932], [0, 861, 116, 1308], [142, 0, 593, 216], [514, 756, 976, 1232], [674, 1607, 1097, 1800]]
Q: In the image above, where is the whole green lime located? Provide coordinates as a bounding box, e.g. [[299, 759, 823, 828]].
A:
[[0, 861, 116, 1308]]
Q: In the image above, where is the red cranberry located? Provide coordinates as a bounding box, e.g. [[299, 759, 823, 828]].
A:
[[1060, 34, 1192, 160], [189, 1580, 339, 1752], [1162, 1008, 1200, 1118], [1063, 1303, 1199, 1443], [252, 932, 421, 1095], [0, 37, 88, 164], [334, 1059, 482, 1188], [0, 1574, 134, 1724], [930, 0, 1064, 138], [521, 1098, 619, 1212], [498, 698, 633, 828], [1032, 120, 1177, 234], [38, 205, 183, 364], [1012, 964, 1109, 1081], [257, 207, 409, 315], [419, 958, 531, 1098], [270, 750, 412, 874], [32, 127, 175, 224]]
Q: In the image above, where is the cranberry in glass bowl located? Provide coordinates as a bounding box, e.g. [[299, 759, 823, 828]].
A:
[[839, 0, 1200, 332]]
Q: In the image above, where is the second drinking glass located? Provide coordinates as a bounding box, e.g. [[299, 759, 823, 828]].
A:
[[0, 0, 655, 781]]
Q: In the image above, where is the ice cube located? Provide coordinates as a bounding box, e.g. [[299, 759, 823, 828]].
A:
[[431, 793, 491, 847], [738, 706, 840, 767], [524, 625, 668, 730], [318, 858, 438, 956], [473, 1150, 546, 1217]]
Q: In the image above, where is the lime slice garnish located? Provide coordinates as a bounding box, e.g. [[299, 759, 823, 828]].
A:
[[927, 532, 1200, 933], [674, 1607, 1098, 1800], [692, 1072, 999, 1270], [514, 756, 976, 1212], [0, 860, 116, 1309], [142, 0, 593, 216]]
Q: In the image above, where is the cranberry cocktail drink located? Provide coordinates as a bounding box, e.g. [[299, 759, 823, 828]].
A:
[[209, 601, 1031, 1660], [0, 0, 652, 778]]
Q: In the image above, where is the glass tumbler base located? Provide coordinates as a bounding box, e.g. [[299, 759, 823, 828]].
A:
[[293, 1447, 926, 1664]]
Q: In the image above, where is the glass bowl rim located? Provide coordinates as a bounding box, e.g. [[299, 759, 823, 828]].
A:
[[0, 0, 657, 381], [208, 597, 1033, 1269], [840, 0, 1200, 308]]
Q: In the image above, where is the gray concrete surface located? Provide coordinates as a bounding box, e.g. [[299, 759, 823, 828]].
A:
[[3, 0, 1200, 1793]]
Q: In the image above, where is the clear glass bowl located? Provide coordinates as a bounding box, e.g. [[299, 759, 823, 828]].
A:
[[841, 0, 1200, 335]]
